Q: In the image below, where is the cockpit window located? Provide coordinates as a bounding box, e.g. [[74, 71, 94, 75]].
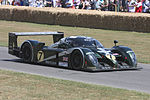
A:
[[94, 39, 104, 48], [66, 37, 104, 48], [50, 37, 67, 48], [50, 37, 104, 48]]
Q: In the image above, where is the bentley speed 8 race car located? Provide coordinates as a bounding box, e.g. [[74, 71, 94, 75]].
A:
[[8, 32, 141, 71]]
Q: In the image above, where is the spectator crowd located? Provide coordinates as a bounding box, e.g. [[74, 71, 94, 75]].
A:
[[0, 0, 150, 13]]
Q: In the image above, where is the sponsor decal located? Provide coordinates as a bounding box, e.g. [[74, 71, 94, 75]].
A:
[[59, 51, 69, 56], [59, 62, 68, 67], [63, 57, 68, 61], [37, 51, 44, 62], [38, 50, 69, 63], [45, 61, 56, 65]]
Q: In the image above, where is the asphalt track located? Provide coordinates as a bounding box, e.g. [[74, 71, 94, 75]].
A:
[[0, 46, 150, 94]]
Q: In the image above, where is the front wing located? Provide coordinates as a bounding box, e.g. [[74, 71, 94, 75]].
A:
[[83, 66, 143, 72]]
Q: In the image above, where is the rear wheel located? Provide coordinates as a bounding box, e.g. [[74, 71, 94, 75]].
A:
[[70, 50, 84, 70], [21, 43, 32, 62]]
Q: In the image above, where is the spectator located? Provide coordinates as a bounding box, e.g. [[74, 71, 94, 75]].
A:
[[94, 0, 102, 10], [0, 0, 2, 5], [73, 0, 80, 9], [135, 0, 142, 12], [1, 0, 150, 13], [53, 0, 61, 7], [121, 0, 127, 11], [45, 0, 52, 7], [56, 0, 62, 7], [36, 0, 44, 7], [101, 0, 109, 11], [108, 0, 116, 11], [84, 0, 91, 9], [1, 0, 8, 5], [8, 0, 13, 5], [61, 0, 67, 8], [79, 0, 85, 9], [127, 0, 136, 12], [90, 0, 95, 9], [65, 0, 73, 8], [99, 0, 105, 10], [29, 0, 37, 7], [12, 0, 15, 5], [114, 0, 120, 11], [20, 0, 24, 6], [12, 0, 21, 6], [24, 0, 29, 6], [143, 0, 150, 12], [53, 0, 56, 7]]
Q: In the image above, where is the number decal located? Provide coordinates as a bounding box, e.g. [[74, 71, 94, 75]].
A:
[[106, 54, 116, 60], [37, 51, 44, 62]]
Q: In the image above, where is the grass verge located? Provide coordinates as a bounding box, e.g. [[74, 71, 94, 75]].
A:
[[0, 20, 150, 63], [0, 69, 150, 100]]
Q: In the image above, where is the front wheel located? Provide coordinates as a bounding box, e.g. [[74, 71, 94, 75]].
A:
[[70, 50, 84, 70]]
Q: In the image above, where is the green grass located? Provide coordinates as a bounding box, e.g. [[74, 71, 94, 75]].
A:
[[0, 42, 7, 47], [0, 20, 150, 63], [0, 20, 150, 99], [0, 69, 150, 100]]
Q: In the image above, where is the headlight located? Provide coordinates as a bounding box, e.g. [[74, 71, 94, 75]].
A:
[[106, 54, 116, 60], [105, 54, 117, 64]]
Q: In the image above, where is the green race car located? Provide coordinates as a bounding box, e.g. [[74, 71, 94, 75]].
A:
[[8, 32, 142, 71]]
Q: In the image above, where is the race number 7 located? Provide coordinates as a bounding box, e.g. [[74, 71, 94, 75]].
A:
[[37, 51, 44, 61]]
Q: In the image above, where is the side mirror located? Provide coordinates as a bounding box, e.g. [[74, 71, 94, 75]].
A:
[[114, 40, 118, 46]]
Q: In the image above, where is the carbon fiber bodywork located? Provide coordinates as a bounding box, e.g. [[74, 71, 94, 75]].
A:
[[8, 32, 142, 71]]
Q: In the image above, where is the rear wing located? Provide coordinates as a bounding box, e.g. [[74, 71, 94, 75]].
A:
[[8, 31, 64, 55]]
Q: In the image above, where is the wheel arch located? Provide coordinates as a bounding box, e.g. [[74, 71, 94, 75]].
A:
[[20, 40, 42, 62], [112, 46, 137, 67], [69, 48, 85, 70]]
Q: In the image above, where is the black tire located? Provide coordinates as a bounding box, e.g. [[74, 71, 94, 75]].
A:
[[21, 43, 32, 62], [70, 50, 84, 70]]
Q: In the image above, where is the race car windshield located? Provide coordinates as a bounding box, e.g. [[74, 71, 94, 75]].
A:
[[67, 38, 104, 48]]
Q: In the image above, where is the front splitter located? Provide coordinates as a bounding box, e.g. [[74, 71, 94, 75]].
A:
[[83, 66, 143, 72]]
